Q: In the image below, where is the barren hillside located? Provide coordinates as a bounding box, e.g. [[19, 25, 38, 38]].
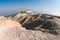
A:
[[0, 11, 60, 40]]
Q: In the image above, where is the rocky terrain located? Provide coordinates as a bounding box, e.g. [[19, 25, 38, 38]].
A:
[[0, 11, 60, 40]]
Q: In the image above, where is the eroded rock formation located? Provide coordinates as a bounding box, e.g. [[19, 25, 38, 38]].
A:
[[0, 16, 58, 40], [0, 11, 60, 40], [10, 11, 60, 35]]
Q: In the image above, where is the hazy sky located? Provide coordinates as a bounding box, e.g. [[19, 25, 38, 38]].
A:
[[0, 0, 60, 16]]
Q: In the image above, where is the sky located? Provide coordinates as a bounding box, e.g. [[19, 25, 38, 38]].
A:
[[0, 0, 60, 16]]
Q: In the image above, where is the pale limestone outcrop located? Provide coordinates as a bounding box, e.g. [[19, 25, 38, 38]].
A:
[[0, 11, 60, 40], [0, 16, 57, 40]]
